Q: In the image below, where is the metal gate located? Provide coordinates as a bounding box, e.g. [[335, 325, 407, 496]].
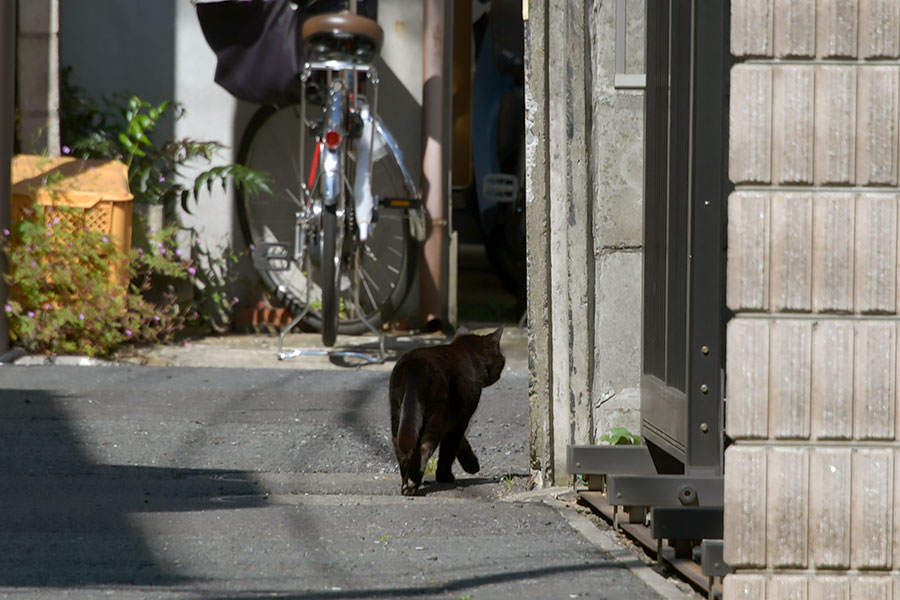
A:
[[641, 0, 727, 477], [569, 0, 730, 593]]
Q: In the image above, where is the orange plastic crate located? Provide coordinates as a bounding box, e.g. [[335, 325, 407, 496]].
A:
[[10, 155, 134, 287]]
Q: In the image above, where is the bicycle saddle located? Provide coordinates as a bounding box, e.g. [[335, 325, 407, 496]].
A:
[[301, 12, 384, 64]]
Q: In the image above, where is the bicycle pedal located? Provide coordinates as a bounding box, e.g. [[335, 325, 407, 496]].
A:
[[252, 242, 293, 272]]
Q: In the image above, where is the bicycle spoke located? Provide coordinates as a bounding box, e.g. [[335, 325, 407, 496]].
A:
[[359, 271, 379, 311], [360, 266, 382, 295]]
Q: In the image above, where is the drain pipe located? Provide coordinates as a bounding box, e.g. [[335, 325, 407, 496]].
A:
[[419, 0, 446, 331], [0, 0, 15, 354]]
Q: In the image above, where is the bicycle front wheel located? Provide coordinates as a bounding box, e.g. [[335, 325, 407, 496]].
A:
[[237, 104, 418, 335]]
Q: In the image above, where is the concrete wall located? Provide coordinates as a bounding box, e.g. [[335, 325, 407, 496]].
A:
[[17, 0, 59, 155], [724, 0, 900, 595], [525, 0, 645, 486]]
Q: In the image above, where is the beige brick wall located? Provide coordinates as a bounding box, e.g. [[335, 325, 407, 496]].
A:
[[725, 0, 900, 595]]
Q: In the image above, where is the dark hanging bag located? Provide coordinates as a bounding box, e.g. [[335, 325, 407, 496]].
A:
[[195, 0, 309, 105]]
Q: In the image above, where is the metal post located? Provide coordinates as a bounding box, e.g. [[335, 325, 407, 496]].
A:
[[0, 0, 16, 354], [419, 0, 446, 330]]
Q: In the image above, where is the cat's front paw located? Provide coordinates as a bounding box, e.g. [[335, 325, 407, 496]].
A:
[[401, 482, 420, 496]]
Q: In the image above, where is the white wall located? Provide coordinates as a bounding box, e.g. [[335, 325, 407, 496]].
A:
[[60, 0, 423, 308]]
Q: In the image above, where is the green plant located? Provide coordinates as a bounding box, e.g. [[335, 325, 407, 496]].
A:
[[55, 69, 270, 339], [500, 474, 515, 493], [598, 427, 642, 446], [425, 457, 438, 476], [2, 207, 193, 357], [60, 69, 271, 212], [189, 237, 243, 334]]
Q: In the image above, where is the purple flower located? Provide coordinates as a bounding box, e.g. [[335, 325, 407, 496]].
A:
[[3, 304, 11, 313], [61, 145, 71, 155], [78, 313, 85, 320], [101, 236, 109, 243], [138, 248, 144, 255], [232, 296, 239, 305], [188, 266, 197, 275], [175, 249, 182, 258], [2, 228, 9, 236], [27, 311, 35, 318], [125, 329, 133, 337], [153, 315, 161, 322]]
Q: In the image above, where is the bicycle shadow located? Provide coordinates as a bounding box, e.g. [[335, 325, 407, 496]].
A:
[[325, 333, 450, 368]]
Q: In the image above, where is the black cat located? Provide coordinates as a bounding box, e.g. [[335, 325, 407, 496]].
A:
[[389, 327, 505, 496]]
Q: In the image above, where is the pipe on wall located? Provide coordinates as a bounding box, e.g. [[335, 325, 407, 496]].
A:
[[419, 0, 446, 331]]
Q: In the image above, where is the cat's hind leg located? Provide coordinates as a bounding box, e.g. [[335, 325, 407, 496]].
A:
[[401, 440, 436, 496], [398, 445, 420, 496], [436, 429, 466, 484], [456, 436, 480, 474]]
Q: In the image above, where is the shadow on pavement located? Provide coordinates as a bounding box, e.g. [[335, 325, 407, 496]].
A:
[[188, 561, 627, 599], [0, 388, 266, 588]]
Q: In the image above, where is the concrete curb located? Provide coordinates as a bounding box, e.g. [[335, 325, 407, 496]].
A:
[[545, 496, 694, 600], [500, 486, 693, 599]]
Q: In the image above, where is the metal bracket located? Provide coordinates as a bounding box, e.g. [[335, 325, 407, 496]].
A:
[[700, 539, 732, 577], [614, 0, 646, 90], [649, 506, 723, 541], [606, 474, 723, 507], [567, 444, 657, 476]]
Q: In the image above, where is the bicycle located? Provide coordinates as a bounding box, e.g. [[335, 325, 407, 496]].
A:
[[236, 5, 424, 360]]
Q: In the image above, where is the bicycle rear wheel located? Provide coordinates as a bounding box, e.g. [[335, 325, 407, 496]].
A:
[[320, 203, 339, 346], [237, 104, 417, 334]]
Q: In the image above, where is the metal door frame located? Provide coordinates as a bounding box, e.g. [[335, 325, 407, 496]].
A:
[[639, 0, 728, 477]]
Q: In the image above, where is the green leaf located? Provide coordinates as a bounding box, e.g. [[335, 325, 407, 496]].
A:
[[180, 189, 192, 214]]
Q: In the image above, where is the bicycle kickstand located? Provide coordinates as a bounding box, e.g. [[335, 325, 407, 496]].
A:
[[277, 255, 386, 364], [277, 252, 313, 360]]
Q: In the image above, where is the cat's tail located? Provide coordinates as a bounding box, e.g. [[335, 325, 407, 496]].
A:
[[397, 384, 423, 454]]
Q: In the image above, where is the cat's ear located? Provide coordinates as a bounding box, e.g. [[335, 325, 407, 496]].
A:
[[488, 326, 504, 344]]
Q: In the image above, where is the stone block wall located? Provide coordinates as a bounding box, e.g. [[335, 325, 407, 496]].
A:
[[724, 0, 900, 596]]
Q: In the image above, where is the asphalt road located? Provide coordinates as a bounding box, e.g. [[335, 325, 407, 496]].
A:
[[0, 361, 682, 599]]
